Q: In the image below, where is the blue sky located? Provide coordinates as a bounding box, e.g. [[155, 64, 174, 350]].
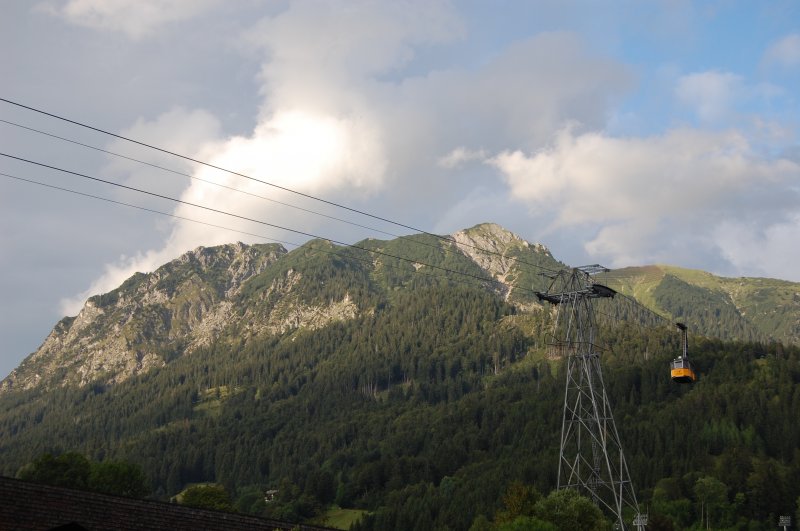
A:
[[1, 0, 799, 378]]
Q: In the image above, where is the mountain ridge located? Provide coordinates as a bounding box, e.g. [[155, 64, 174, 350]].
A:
[[3, 222, 799, 394], [599, 264, 800, 344], [1, 242, 288, 392]]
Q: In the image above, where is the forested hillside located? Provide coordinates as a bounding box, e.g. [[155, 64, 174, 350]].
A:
[[601, 265, 800, 346], [1, 225, 800, 529]]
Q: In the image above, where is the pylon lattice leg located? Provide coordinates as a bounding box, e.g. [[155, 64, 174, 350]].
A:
[[540, 269, 643, 530]]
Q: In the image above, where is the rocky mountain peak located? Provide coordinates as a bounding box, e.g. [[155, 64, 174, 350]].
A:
[[1, 226, 560, 395], [1, 242, 287, 393], [452, 223, 551, 282]]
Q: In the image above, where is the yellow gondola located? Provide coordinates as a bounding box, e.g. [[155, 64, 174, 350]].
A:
[[671, 322, 696, 383]]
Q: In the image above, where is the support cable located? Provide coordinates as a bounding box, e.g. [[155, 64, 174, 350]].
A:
[[0, 117, 409, 242], [1, 170, 528, 297], [2, 115, 534, 276], [0, 97, 562, 276], [0, 153, 545, 297]]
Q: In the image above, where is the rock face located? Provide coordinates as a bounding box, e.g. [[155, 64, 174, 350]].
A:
[[452, 223, 550, 297], [0, 225, 559, 393], [1, 243, 286, 392]]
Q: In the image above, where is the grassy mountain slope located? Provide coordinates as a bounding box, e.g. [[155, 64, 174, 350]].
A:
[[599, 265, 800, 345]]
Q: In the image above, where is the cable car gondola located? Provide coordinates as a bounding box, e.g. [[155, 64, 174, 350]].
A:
[[671, 322, 697, 383]]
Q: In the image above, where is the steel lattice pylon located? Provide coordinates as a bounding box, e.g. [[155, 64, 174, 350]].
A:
[[537, 267, 645, 530]]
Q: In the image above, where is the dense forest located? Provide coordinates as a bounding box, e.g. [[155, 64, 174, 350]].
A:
[[1, 231, 800, 529], [1, 279, 799, 528]]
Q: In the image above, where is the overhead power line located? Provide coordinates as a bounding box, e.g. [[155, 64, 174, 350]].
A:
[[1, 116, 524, 272], [0, 170, 300, 249], [0, 170, 530, 297], [0, 153, 545, 298], [594, 296, 671, 330], [0, 117, 405, 241], [0, 97, 561, 276], [0, 104, 676, 335]]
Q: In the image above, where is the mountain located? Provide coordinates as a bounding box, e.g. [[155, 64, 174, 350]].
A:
[[1, 223, 562, 393], [0, 223, 799, 529], [597, 265, 800, 345], [1, 242, 287, 392], [5, 224, 800, 395]]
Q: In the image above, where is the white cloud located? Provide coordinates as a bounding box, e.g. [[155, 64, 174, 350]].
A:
[[104, 107, 223, 200], [763, 33, 800, 68], [61, 105, 387, 315], [489, 127, 800, 272], [60, 2, 635, 313], [38, 0, 225, 38], [245, 1, 463, 95], [675, 70, 743, 123], [714, 215, 800, 281]]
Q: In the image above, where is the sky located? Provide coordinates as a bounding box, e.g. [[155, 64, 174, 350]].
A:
[[1, 0, 799, 377]]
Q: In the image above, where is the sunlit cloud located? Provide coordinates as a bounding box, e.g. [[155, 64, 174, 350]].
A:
[[489, 126, 800, 273]]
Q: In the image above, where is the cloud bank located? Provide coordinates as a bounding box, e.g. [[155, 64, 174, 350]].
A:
[[61, 2, 639, 313], [490, 127, 800, 269], [54, 0, 800, 317]]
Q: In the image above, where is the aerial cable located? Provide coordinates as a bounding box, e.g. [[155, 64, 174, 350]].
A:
[[615, 292, 670, 326], [1, 116, 519, 269], [0, 152, 543, 297], [593, 294, 671, 332], [0, 97, 562, 276], [1, 170, 524, 296], [0, 171, 300, 250], [0, 117, 404, 241]]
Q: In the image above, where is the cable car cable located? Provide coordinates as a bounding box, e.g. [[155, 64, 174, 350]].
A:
[[1, 170, 523, 297], [0, 97, 563, 276], [1, 115, 562, 283], [0, 117, 419, 243], [0, 152, 545, 297]]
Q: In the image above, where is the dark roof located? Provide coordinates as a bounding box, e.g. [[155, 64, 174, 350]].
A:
[[0, 476, 335, 531]]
